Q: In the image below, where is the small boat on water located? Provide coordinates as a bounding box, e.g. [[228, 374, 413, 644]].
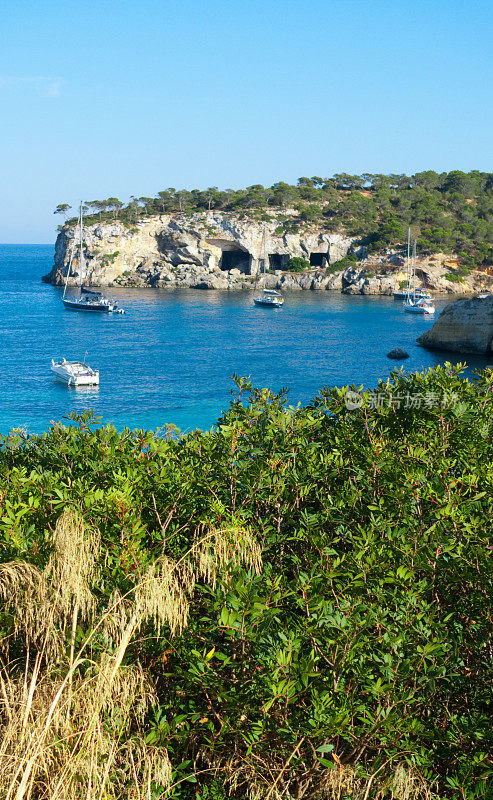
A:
[[403, 296, 436, 315], [402, 237, 435, 315], [253, 225, 284, 308], [394, 288, 432, 300], [62, 205, 125, 313], [394, 229, 432, 301], [254, 288, 284, 308], [51, 358, 100, 386], [393, 228, 433, 300]]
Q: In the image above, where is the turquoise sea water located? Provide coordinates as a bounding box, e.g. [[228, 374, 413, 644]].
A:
[[0, 244, 490, 435]]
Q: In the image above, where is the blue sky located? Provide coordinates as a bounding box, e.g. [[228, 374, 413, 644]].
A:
[[1, 0, 491, 242]]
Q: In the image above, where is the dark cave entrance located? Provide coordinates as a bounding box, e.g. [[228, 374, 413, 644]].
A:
[[268, 254, 290, 270], [206, 239, 252, 273], [310, 252, 329, 267], [221, 249, 251, 272]]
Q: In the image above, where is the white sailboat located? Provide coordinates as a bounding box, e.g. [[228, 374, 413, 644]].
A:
[[254, 226, 284, 308], [62, 204, 124, 313], [394, 228, 432, 300], [403, 240, 435, 315]]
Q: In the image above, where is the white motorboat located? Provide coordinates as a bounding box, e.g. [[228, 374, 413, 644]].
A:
[[62, 205, 125, 313], [51, 358, 100, 386], [253, 225, 284, 308]]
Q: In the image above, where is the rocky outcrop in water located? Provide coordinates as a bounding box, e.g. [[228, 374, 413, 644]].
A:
[[43, 212, 490, 294], [417, 295, 493, 354], [44, 213, 355, 290], [387, 348, 410, 359]]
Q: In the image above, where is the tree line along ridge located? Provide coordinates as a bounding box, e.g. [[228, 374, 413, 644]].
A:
[[55, 170, 493, 268]]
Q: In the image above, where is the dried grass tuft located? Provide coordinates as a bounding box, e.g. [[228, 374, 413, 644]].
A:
[[44, 509, 100, 624], [134, 555, 189, 636], [0, 510, 263, 800], [217, 752, 438, 800], [382, 762, 436, 800], [189, 523, 263, 590]]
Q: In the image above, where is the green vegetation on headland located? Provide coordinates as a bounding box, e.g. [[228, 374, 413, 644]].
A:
[[56, 170, 493, 267], [1, 366, 492, 799]]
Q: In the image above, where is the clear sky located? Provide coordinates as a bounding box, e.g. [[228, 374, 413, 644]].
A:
[[1, 0, 491, 242]]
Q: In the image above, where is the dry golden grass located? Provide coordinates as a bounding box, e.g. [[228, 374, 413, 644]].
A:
[[0, 511, 262, 800], [218, 746, 438, 800]]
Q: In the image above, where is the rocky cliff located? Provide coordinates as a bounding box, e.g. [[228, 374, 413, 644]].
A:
[[43, 212, 490, 294], [417, 295, 493, 354]]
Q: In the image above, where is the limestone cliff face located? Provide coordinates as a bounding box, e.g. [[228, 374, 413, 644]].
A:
[[417, 295, 493, 354], [44, 212, 490, 294], [44, 213, 354, 290]]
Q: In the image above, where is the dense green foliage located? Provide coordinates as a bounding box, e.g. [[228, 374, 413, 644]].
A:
[[287, 256, 311, 272], [1, 366, 492, 798], [57, 171, 493, 265]]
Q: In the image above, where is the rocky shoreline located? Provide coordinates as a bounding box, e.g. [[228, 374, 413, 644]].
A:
[[417, 295, 493, 354], [44, 212, 491, 296]]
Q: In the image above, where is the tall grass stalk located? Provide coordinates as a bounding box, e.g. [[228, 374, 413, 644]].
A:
[[0, 510, 262, 799]]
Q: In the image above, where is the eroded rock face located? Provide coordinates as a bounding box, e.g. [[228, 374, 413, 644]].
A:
[[44, 213, 490, 295], [44, 213, 354, 290], [417, 296, 493, 354], [342, 267, 402, 295]]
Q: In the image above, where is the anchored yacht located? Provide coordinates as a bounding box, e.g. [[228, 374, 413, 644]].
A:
[[254, 288, 285, 307], [253, 225, 284, 308], [51, 358, 100, 386], [402, 238, 435, 315], [62, 205, 124, 313]]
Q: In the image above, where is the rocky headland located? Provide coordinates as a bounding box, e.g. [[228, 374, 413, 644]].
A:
[[43, 212, 492, 295], [417, 294, 493, 354]]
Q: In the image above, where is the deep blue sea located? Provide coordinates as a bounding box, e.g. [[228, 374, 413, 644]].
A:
[[0, 244, 490, 435]]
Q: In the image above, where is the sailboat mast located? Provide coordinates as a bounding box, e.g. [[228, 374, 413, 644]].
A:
[[406, 227, 410, 291], [412, 240, 416, 300], [262, 223, 267, 284], [79, 203, 85, 295], [62, 219, 77, 299]]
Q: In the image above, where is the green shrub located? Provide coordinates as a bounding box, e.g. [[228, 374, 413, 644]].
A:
[[444, 272, 463, 282], [100, 251, 119, 267], [1, 366, 491, 799], [333, 254, 359, 271], [287, 256, 310, 272]]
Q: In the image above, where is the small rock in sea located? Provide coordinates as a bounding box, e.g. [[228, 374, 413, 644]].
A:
[[387, 348, 410, 360]]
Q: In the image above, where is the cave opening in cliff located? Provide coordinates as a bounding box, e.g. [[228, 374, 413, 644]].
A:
[[268, 254, 290, 270], [206, 239, 252, 273], [310, 252, 329, 267], [220, 249, 251, 272]]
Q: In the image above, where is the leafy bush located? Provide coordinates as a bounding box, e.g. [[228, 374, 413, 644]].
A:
[[288, 256, 310, 272], [0, 366, 492, 799], [100, 251, 119, 267], [333, 254, 359, 271]]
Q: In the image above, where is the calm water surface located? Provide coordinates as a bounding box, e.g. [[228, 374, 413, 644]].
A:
[[0, 244, 490, 435]]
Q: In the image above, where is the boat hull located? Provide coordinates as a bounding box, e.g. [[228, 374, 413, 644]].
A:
[[394, 291, 432, 300], [403, 305, 435, 315], [254, 300, 283, 307], [62, 298, 112, 312], [51, 367, 99, 386], [51, 359, 100, 386]]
